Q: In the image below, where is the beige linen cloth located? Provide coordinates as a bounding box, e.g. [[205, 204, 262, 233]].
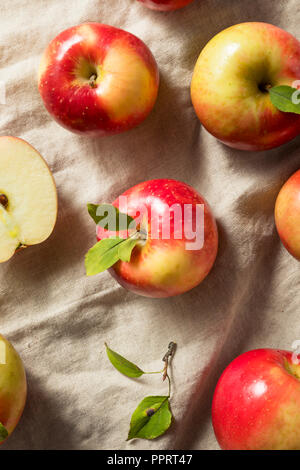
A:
[[0, 0, 300, 450]]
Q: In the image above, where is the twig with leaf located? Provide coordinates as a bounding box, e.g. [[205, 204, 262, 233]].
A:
[[105, 342, 177, 440]]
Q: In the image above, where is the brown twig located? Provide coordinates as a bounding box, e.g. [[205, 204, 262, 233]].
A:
[[162, 342, 176, 381]]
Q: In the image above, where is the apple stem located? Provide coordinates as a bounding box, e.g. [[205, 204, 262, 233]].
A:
[[0, 194, 8, 209], [166, 373, 171, 398], [258, 83, 272, 93], [144, 342, 176, 394], [89, 74, 97, 88], [162, 342, 176, 382], [144, 369, 165, 375]]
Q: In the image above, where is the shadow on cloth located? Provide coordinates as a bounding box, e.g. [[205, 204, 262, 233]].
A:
[[2, 372, 78, 450], [172, 227, 281, 449]]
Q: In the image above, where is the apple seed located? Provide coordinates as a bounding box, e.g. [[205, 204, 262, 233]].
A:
[[0, 194, 8, 209]]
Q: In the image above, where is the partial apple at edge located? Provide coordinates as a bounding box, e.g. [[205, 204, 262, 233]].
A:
[[0, 136, 58, 262]]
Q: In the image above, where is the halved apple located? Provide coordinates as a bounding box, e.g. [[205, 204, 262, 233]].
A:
[[0, 136, 57, 262]]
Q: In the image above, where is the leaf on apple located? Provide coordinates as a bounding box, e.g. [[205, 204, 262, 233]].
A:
[[118, 236, 140, 262], [269, 85, 300, 114], [127, 396, 172, 440], [0, 422, 8, 441], [85, 237, 125, 275], [87, 203, 136, 231], [85, 233, 140, 276], [105, 343, 145, 378]]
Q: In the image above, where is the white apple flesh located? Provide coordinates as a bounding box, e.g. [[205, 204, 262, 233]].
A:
[[0, 137, 57, 262]]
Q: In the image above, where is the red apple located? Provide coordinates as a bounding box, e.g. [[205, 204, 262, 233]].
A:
[[38, 23, 159, 136], [0, 334, 27, 445], [275, 169, 300, 261], [212, 349, 300, 450], [191, 22, 300, 150], [96, 179, 218, 297], [137, 0, 194, 11]]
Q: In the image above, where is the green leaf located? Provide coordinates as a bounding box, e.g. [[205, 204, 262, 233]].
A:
[[85, 232, 140, 276], [87, 203, 135, 231], [105, 343, 144, 378], [127, 396, 172, 440], [0, 422, 8, 441], [118, 236, 139, 262], [269, 85, 300, 114], [85, 237, 125, 275]]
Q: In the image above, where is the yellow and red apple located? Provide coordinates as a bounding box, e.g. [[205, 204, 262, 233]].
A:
[[94, 179, 218, 297], [275, 169, 300, 260], [38, 23, 159, 136], [0, 136, 57, 263], [0, 334, 27, 445], [212, 349, 300, 450], [191, 22, 300, 151], [137, 0, 194, 11]]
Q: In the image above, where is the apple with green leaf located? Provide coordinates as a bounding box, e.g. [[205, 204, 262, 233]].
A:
[[137, 0, 194, 11], [213, 349, 300, 450], [191, 22, 300, 151], [85, 179, 218, 298], [38, 23, 159, 136], [0, 334, 27, 445], [275, 169, 300, 260], [0, 136, 57, 263]]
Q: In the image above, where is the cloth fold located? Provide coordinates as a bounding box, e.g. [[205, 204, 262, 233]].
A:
[[0, 0, 299, 450]]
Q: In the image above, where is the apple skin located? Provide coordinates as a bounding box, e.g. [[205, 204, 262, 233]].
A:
[[212, 349, 300, 450], [137, 0, 194, 11], [96, 179, 218, 298], [0, 334, 27, 445], [38, 23, 159, 136], [275, 169, 300, 260], [191, 22, 300, 151]]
